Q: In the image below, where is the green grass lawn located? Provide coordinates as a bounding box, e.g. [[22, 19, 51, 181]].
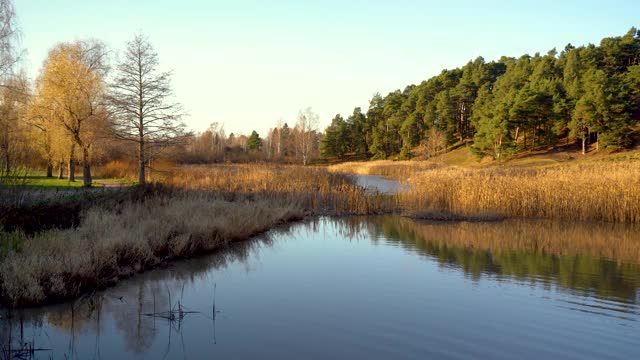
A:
[[21, 176, 102, 189], [6, 175, 133, 190]]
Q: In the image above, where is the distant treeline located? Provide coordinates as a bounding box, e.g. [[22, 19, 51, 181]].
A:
[[321, 28, 640, 160]]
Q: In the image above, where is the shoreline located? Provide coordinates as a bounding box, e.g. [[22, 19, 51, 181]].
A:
[[3, 162, 640, 308]]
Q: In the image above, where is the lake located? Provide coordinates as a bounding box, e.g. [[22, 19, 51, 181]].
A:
[[1, 216, 639, 359]]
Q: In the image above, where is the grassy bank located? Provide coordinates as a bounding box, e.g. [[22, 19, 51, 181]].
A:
[[0, 191, 304, 307], [4, 157, 639, 307], [0, 165, 389, 307]]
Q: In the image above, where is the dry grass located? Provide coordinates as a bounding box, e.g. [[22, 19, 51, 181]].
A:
[[399, 162, 640, 223], [165, 164, 395, 215], [0, 164, 398, 307], [5, 157, 639, 307], [329, 159, 640, 223], [0, 192, 304, 307], [93, 160, 137, 180], [328, 160, 440, 180]]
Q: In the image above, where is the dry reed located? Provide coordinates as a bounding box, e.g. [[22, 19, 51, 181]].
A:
[[400, 162, 640, 223], [165, 164, 395, 215], [0, 193, 304, 307], [328, 160, 440, 180], [329, 159, 640, 223]]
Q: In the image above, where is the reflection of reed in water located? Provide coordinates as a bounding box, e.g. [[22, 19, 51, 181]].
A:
[[3, 233, 273, 357], [362, 216, 640, 302], [378, 217, 640, 264], [0, 313, 51, 359]]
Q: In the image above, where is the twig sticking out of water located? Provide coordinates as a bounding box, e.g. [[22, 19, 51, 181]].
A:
[[212, 283, 216, 321], [1, 342, 51, 360], [142, 284, 199, 325]]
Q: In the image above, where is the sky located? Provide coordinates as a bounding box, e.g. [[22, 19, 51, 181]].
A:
[[14, 0, 640, 136]]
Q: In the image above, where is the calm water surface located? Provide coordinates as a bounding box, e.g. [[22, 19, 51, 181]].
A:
[[1, 216, 639, 359], [350, 174, 408, 194]]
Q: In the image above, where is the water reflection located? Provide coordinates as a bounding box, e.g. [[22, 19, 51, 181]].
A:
[[358, 216, 640, 303], [1, 216, 639, 359], [0, 235, 274, 359]]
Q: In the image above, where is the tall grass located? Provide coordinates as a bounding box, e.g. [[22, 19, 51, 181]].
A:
[[0, 164, 30, 206], [0, 164, 396, 307], [399, 162, 640, 223], [329, 159, 640, 223], [4, 159, 639, 307], [0, 192, 304, 307], [165, 164, 395, 215], [328, 160, 439, 180]]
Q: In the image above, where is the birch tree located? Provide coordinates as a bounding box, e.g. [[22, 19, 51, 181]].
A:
[[295, 107, 319, 165], [0, 0, 22, 175], [109, 33, 187, 185], [0, 0, 19, 81]]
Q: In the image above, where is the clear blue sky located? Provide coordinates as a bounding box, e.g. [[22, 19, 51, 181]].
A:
[[14, 0, 640, 136]]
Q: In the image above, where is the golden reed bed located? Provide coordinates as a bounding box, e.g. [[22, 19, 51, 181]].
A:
[[330, 160, 640, 223]]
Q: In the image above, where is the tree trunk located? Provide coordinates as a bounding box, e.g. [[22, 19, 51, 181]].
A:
[[83, 165, 92, 187], [582, 137, 586, 155], [58, 161, 64, 179], [68, 159, 75, 182], [138, 138, 145, 185], [68, 145, 76, 182], [46, 162, 53, 178], [82, 148, 92, 187], [1, 132, 9, 173], [3, 151, 9, 174]]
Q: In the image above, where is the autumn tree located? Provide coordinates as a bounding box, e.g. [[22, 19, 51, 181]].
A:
[[34, 40, 108, 186], [0, 74, 28, 173], [109, 33, 187, 185], [27, 94, 59, 177]]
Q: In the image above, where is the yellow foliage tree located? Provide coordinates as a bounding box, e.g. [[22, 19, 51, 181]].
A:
[[27, 93, 72, 178], [33, 40, 107, 186], [0, 74, 29, 173]]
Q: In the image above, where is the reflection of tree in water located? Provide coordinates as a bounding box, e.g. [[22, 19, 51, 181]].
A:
[[108, 282, 163, 353], [0, 312, 50, 359], [5, 217, 640, 356], [106, 235, 275, 354], [1, 234, 276, 356], [358, 216, 640, 303]]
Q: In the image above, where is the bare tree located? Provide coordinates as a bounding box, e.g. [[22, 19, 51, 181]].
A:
[[0, 0, 22, 175], [109, 33, 187, 185], [0, 0, 20, 82], [422, 127, 446, 159], [209, 122, 226, 156], [295, 107, 319, 165]]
